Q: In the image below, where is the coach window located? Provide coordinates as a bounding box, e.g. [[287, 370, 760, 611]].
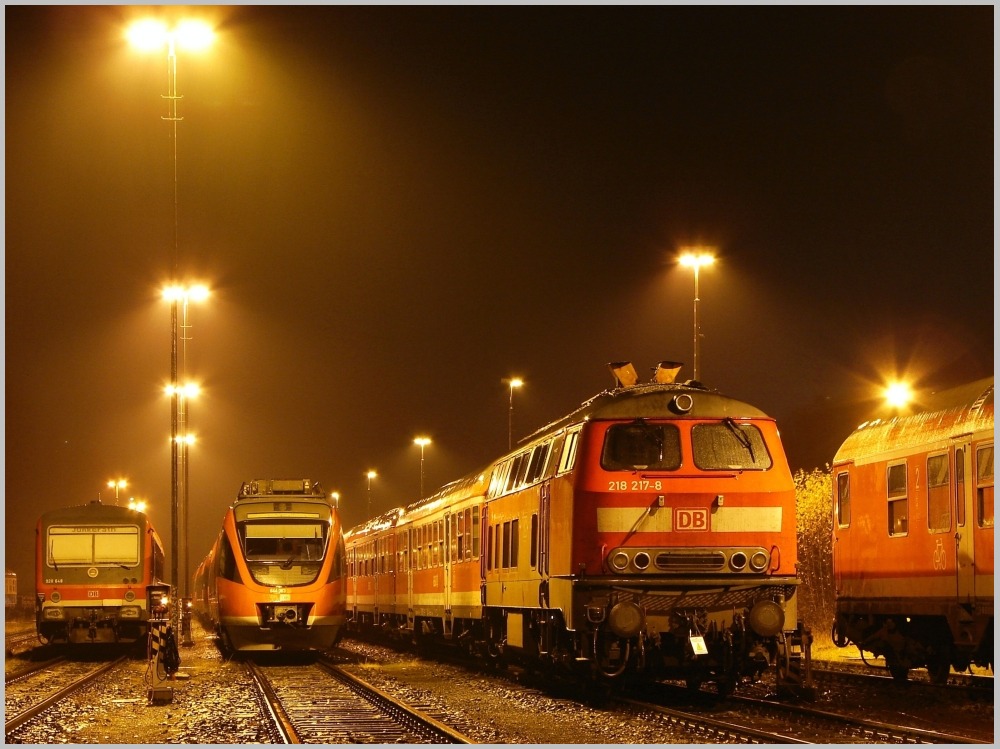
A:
[[887, 462, 908, 536], [471, 507, 480, 559], [544, 433, 566, 479], [501, 521, 511, 568], [528, 443, 550, 484], [559, 427, 582, 474], [927, 454, 951, 533], [530, 513, 538, 568], [956, 449, 966, 526], [976, 444, 994, 528], [836, 472, 850, 527], [487, 524, 494, 571], [456, 512, 465, 561]]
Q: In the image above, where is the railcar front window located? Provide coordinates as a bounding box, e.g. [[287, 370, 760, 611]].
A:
[[602, 421, 681, 471], [691, 420, 772, 470], [47, 526, 140, 567]]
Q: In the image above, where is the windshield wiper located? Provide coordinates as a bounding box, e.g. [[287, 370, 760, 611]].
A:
[[723, 417, 755, 462]]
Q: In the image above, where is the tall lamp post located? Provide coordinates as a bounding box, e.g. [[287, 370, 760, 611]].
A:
[[502, 377, 523, 451], [129, 18, 214, 632], [413, 437, 431, 499], [679, 250, 715, 382], [365, 470, 377, 519], [107, 479, 128, 505]]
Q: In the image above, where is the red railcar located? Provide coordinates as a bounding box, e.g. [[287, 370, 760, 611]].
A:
[[35, 501, 166, 645], [831, 377, 994, 682], [346, 362, 811, 695], [192, 479, 347, 652]]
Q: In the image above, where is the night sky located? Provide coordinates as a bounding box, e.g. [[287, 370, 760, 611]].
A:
[[4, 6, 993, 591]]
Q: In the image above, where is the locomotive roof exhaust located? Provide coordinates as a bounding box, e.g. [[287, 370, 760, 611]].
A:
[[654, 361, 683, 384], [608, 360, 684, 388]]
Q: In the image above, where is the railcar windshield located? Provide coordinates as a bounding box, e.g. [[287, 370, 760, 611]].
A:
[[692, 420, 772, 470], [601, 421, 682, 471], [46, 525, 140, 568], [238, 520, 329, 585]]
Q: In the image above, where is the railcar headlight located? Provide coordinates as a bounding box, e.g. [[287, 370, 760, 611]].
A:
[[608, 601, 644, 638], [749, 599, 785, 637]]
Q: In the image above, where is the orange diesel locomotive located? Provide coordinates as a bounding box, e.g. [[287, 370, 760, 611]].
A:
[[192, 479, 347, 652], [345, 362, 811, 694], [831, 377, 994, 682], [35, 500, 166, 645]]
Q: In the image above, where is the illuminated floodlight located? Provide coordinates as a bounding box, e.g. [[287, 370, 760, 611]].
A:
[[884, 381, 914, 409], [127, 19, 214, 53]]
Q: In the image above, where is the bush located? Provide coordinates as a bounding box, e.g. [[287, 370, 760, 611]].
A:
[[794, 467, 834, 643]]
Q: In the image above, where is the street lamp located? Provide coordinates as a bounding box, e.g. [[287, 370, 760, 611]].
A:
[[128, 497, 148, 514], [131, 18, 214, 632], [679, 249, 715, 382], [413, 437, 431, 499], [107, 479, 128, 504], [329, 492, 340, 508], [502, 377, 523, 451], [365, 470, 377, 519]]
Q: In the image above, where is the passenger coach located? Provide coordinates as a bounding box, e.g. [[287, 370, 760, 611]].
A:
[[832, 377, 994, 682]]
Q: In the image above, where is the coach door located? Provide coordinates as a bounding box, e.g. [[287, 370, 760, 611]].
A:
[[954, 444, 975, 600], [443, 512, 453, 635]]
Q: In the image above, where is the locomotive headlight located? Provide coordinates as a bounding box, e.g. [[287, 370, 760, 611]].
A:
[[608, 601, 644, 638], [729, 551, 748, 571], [124, 590, 136, 603], [50, 591, 62, 603], [749, 551, 769, 572], [610, 552, 630, 572], [632, 552, 651, 571], [749, 599, 785, 637]]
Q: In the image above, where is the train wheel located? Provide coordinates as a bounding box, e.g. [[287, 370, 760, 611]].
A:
[[926, 649, 952, 685], [886, 660, 909, 683]]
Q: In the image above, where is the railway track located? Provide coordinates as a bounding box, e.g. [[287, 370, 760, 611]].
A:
[[5, 655, 128, 739], [246, 655, 474, 743]]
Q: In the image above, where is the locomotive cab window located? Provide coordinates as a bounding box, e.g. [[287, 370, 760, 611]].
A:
[[602, 421, 681, 471], [691, 420, 772, 470], [926, 453, 951, 533], [976, 443, 994, 528], [887, 462, 908, 536]]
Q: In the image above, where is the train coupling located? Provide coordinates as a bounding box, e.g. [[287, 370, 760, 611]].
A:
[[776, 621, 816, 701]]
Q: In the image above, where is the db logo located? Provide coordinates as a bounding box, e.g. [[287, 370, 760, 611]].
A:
[[675, 508, 709, 531]]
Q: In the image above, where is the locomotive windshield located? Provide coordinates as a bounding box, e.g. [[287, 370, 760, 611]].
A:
[[46, 525, 140, 568], [601, 422, 681, 471], [692, 420, 772, 470]]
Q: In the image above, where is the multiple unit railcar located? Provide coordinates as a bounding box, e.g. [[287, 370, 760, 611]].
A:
[[345, 362, 812, 694], [192, 479, 347, 652], [831, 377, 994, 682], [35, 501, 166, 645]]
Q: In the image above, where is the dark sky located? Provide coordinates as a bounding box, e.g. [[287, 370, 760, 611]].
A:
[[5, 6, 993, 589]]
